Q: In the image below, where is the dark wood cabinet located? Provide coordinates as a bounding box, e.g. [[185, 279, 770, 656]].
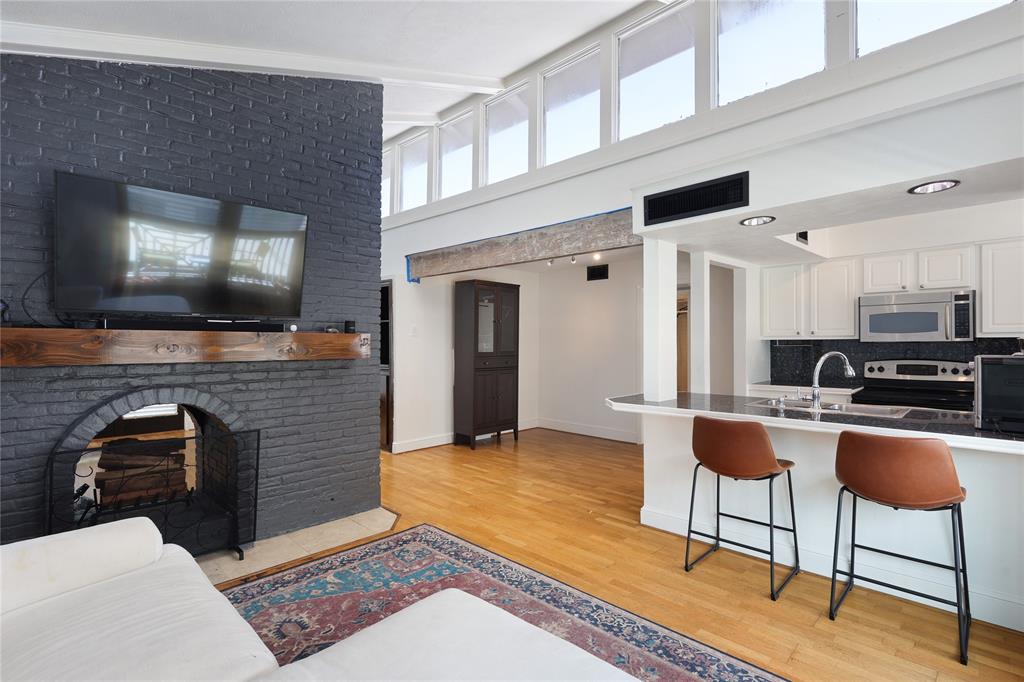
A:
[[454, 280, 519, 449]]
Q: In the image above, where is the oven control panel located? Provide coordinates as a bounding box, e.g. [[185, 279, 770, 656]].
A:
[[863, 360, 974, 381]]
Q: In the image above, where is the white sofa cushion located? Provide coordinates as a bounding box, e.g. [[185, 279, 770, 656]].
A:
[[265, 588, 635, 681], [1, 544, 279, 681], [1, 517, 164, 614]]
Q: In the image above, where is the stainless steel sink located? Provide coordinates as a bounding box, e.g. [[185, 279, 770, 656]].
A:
[[820, 403, 912, 418], [745, 398, 911, 419]]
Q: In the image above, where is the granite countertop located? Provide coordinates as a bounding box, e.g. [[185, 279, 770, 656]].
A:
[[607, 392, 1024, 450]]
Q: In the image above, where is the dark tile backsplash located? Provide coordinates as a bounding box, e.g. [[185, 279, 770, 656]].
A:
[[769, 338, 1022, 388]]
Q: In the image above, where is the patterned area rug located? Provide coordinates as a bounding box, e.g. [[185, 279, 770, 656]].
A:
[[223, 524, 785, 681]]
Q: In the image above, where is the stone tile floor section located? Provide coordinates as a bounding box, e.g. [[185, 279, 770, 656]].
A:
[[197, 507, 396, 585]]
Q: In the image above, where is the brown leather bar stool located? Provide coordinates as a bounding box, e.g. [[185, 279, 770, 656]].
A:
[[685, 415, 800, 600], [829, 430, 971, 665]]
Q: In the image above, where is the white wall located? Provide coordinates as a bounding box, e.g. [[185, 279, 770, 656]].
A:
[[538, 255, 643, 443], [390, 266, 540, 453], [820, 198, 1024, 258]]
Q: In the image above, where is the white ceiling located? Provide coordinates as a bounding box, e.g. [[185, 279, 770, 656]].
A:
[[643, 159, 1024, 265], [0, 0, 645, 140]]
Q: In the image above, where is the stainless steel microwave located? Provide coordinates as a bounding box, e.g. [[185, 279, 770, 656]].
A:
[[974, 355, 1024, 433], [859, 290, 974, 342]]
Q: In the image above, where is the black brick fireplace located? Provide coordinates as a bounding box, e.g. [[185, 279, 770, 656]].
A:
[[0, 55, 383, 544]]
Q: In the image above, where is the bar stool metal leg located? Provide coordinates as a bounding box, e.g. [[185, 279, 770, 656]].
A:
[[829, 486, 854, 619], [955, 503, 973, 635], [951, 503, 970, 665], [769, 472, 800, 600], [829, 489, 972, 664], [787, 469, 801, 570], [685, 463, 720, 571]]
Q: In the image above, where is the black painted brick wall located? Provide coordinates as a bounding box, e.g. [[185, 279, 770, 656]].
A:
[[0, 55, 383, 543]]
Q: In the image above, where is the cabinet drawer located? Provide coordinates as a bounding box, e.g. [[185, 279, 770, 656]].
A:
[[475, 357, 517, 369]]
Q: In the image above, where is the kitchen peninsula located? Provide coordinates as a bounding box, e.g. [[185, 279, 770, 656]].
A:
[[607, 392, 1024, 632]]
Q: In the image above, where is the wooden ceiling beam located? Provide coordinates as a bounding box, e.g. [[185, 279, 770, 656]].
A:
[[406, 208, 637, 280]]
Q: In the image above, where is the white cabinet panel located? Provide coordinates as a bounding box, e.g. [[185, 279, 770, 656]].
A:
[[809, 259, 858, 338], [918, 246, 973, 290], [980, 240, 1024, 336], [863, 253, 912, 293], [761, 265, 804, 338]]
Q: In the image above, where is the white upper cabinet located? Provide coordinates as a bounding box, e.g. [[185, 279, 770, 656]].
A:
[[760, 261, 858, 339], [761, 264, 804, 338], [809, 259, 859, 338], [862, 252, 913, 293], [979, 239, 1024, 336], [917, 246, 973, 290]]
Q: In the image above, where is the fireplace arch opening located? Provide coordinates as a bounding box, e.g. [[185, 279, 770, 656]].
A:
[[48, 388, 258, 558]]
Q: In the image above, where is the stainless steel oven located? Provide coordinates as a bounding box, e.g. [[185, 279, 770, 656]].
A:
[[859, 290, 974, 342], [974, 355, 1024, 433]]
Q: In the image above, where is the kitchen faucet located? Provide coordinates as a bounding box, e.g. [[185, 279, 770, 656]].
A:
[[808, 351, 856, 411]]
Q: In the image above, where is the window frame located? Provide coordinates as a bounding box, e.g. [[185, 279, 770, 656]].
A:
[[436, 109, 476, 200], [397, 130, 431, 213], [539, 43, 602, 167], [714, 0, 828, 107], [381, 148, 393, 218], [614, 0, 696, 142], [482, 80, 531, 186]]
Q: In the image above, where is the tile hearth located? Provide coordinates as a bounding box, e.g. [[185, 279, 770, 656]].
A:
[[198, 507, 396, 585]]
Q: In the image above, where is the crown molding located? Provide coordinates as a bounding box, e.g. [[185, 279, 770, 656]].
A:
[[0, 21, 504, 93]]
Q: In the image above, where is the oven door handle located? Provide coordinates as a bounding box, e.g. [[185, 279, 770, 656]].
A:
[[945, 304, 951, 341]]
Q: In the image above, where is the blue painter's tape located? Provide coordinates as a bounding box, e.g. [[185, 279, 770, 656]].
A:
[[405, 255, 420, 283]]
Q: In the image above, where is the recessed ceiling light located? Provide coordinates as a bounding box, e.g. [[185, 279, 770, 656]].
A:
[[908, 180, 960, 194], [740, 215, 775, 227], [546, 259, 553, 267], [570, 255, 576, 264], [593, 253, 601, 261]]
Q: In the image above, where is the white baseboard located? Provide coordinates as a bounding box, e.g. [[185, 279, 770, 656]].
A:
[[392, 420, 540, 453], [640, 505, 1023, 632], [537, 417, 639, 443], [391, 432, 453, 453]]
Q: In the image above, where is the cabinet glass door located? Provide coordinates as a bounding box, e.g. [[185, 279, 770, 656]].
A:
[[477, 288, 496, 353], [497, 288, 518, 354]]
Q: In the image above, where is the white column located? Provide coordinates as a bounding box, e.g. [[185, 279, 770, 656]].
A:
[[527, 77, 540, 172], [688, 251, 711, 393], [694, 0, 716, 113], [642, 238, 677, 401], [599, 32, 616, 147], [826, 0, 857, 69]]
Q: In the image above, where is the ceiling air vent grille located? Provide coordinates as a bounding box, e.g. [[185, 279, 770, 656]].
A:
[[644, 171, 749, 226]]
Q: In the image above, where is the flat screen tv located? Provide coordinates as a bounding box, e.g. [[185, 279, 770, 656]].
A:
[[54, 172, 308, 319]]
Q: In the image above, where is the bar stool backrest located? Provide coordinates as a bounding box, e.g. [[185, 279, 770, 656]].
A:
[[692, 416, 780, 479], [835, 431, 963, 510]]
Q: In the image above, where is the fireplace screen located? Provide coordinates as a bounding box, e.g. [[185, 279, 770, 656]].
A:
[[46, 429, 260, 558]]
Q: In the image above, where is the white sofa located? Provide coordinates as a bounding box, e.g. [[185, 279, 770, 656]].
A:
[[1, 518, 633, 681]]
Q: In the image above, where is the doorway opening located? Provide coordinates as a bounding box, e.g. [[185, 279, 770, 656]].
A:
[[380, 279, 394, 452], [709, 264, 735, 394], [677, 290, 689, 392]]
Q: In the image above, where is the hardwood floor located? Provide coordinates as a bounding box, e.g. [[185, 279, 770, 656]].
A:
[[382, 428, 1024, 681]]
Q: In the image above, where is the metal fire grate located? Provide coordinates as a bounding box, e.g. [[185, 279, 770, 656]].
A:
[[46, 429, 260, 559]]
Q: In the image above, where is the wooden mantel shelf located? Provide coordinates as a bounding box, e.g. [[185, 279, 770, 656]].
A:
[[0, 328, 371, 368]]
